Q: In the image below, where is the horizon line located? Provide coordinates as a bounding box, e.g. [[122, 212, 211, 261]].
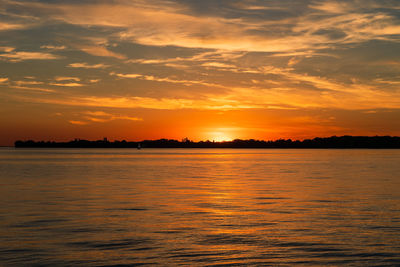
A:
[[14, 135, 400, 143]]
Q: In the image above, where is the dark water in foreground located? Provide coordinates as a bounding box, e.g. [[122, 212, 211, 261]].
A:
[[0, 148, 400, 266]]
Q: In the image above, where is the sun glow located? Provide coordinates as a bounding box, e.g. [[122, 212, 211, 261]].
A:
[[208, 131, 233, 142]]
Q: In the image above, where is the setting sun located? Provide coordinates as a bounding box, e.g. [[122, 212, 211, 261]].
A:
[[208, 131, 233, 142]]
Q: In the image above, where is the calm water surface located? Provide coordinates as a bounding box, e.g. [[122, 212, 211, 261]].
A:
[[0, 148, 400, 266]]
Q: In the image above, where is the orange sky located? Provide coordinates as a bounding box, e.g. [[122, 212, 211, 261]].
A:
[[1, 0, 400, 145]]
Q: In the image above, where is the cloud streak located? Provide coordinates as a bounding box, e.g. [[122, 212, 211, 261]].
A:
[[0, 77, 9, 83], [82, 111, 142, 123], [0, 50, 61, 62], [49, 82, 84, 87], [79, 46, 126, 59], [0, 21, 27, 31], [40, 45, 66, 50], [111, 72, 223, 88], [68, 62, 109, 69]]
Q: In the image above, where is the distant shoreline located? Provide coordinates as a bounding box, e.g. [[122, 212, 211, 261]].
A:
[[14, 136, 400, 149]]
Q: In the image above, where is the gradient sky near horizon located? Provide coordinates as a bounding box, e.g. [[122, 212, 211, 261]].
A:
[[1, 0, 400, 145]]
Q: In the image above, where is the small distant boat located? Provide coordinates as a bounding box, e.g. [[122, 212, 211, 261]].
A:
[[137, 143, 141, 150]]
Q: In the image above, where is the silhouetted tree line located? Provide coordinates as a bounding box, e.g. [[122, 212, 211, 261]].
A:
[[14, 136, 400, 148]]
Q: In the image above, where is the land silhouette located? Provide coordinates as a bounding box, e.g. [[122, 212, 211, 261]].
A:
[[14, 136, 400, 148]]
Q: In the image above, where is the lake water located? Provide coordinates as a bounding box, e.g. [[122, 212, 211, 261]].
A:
[[0, 148, 400, 266]]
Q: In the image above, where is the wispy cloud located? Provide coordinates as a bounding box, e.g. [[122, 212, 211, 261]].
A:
[[49, 82, 84, 87], [82, 111, 142, 123], [128, 50, 244, 67], [69, 120, 88, 125], [40, 45, 66, 50], [112, 73, 142, 79], [309, 1, 354, 14], [14, 80, 44, 86], [0, 50, 61, 62], [64, 111, 142, 126], [201, 62, 237, 68], [55, 76, 81, 82], [49, 77, 84, 87], [67, 62, 109, 69], [0, 46, 15, 52], [374, 78, 400, 86], [0, 21, 26, 31], [10, 85, 55, 93], [79, 45, 126, 59], [111, 72, 222, 87]]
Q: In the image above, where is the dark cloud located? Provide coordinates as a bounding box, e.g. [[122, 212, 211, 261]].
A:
[[313, 29, 347, 40]]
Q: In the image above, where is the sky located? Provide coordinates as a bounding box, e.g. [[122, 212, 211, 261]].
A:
[[1, 0, 400, 145]]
